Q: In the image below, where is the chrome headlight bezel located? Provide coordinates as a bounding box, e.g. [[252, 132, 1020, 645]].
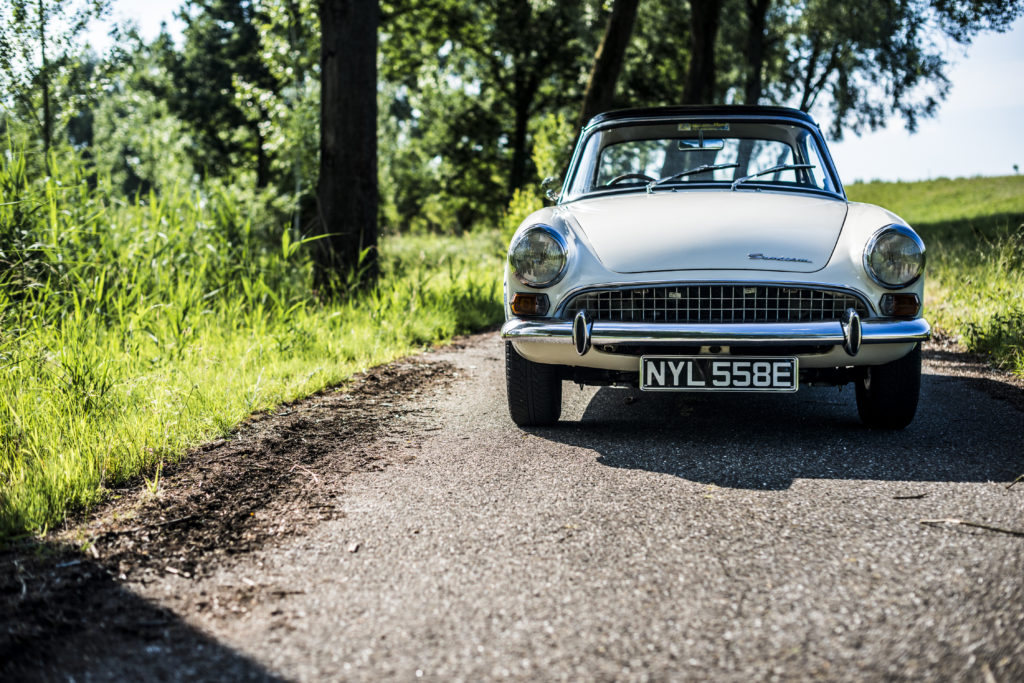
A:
[[508, 224, 569, 288], [863, 224, 926, 289]]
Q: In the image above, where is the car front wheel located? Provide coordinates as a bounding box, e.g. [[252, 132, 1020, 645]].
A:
[[505, 342, 562, 426], [855, 343, 922, 429]]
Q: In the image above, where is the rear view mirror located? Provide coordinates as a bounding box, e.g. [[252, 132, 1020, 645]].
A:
[[678, 138, 724, 151]]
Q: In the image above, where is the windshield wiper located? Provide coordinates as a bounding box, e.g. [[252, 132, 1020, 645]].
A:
[[646, 163, 740, 194], [730, 163, 815, 191]]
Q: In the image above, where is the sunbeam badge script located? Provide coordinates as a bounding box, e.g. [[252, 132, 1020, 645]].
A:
[[748, 253, 813, 263]]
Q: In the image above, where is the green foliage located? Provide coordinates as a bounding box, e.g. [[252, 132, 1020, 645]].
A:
[[772, 0, 1024, 137], [248, 0, 319, 230], [616, 0, 691, 106], [531, 112, 576, 184], [169, 0, 279, 187], [963, 307, 1024, 375], [502, 188, 544, 241], [378, 0, 602, 232], [87, 30, 196, 195], [848, 175, 1024, 374], [501, 112, 575, 239], [0, 0, 109, 151], [0, 147, 503, 540]]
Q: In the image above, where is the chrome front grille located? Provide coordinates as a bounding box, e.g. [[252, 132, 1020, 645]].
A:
[[562, 285, 869, 323]]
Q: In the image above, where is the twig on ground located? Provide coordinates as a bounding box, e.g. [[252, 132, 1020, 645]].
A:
[[919, 518, 1024, 537], [289, 463, 320, 484], [894, 493, 927, 499], [1006, 473, 1023, 490]]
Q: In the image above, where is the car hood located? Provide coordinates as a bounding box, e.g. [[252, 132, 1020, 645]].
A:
[[563, 191, 848, 274]]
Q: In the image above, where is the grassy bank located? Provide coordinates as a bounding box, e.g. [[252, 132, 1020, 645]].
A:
[[848, 175, 1024, 375], [0, 152, 503, 540]]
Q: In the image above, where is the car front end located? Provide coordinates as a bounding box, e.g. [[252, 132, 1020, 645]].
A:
[[502, 106, 930, 429]]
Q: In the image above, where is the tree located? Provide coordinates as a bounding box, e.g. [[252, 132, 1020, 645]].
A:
[[0, 0, 108, 153], [577, 0, 641, 129], [316, 0, 378, 290], [380, 0, 596, 228], [169, 0, 279, 187], [457, 0, 592, 195], [246, 0, 320, 232], [769, 0, 1024, 137], [87, 27, 195, 196], [617, 1, 691, 107]]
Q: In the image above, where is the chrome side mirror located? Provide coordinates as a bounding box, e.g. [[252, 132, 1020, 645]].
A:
[[541, 176, 560, 203]]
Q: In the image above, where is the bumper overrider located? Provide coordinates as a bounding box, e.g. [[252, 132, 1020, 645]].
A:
[[502, 308, 931, 358]]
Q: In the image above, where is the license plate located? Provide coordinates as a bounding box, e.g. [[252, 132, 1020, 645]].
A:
[[639, 356, 798, 392]]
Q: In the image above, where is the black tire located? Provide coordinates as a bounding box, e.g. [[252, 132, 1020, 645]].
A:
[[855, 343, 922, 429], [505, 341, 562, 426]]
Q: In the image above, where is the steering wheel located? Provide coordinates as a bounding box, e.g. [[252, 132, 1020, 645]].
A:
[[607, 173, 655, 186]]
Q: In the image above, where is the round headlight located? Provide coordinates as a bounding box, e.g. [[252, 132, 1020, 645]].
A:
[[863, 225, 925, 289], [509, 225, 568, 287]]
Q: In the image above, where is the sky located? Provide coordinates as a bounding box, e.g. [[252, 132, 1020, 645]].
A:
[[94, 0, 184, 42], [826, 16, 1024, 183], [89, 2, 1024, 184]]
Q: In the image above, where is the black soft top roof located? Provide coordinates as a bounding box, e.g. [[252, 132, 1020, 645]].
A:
[[585, 105, 817, 129]]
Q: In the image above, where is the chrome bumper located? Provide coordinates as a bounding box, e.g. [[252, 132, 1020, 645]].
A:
[[501, 317, 930, 351]]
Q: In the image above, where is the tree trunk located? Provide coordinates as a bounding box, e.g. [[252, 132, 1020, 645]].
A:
[[509, 92, 531, 196], [508, 49, 541, 196], [577, 0, 640, 130], [38, 0, 51, 154], [743, 0, 770, 105], [316, 0, 379, 293], [254, 120, 270, 189], [681, 0, 722, 104]]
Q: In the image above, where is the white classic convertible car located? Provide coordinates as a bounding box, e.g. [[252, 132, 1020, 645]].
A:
[[502, 105, 929, 429]]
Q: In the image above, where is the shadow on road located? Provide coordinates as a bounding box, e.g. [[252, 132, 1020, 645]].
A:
[[531, 372, 1024, 490], [1, 540, 284, 682]]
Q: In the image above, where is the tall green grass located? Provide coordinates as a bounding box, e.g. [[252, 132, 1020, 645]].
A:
[[848, 175, 1024, 375], [0, 150, 503, 540]]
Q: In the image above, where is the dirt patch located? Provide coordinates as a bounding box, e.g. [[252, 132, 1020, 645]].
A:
[[79, 355, 458, 577], [0, 349, 462, 672]]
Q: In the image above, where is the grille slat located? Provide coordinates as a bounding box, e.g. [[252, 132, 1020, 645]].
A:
[[564, 285, 868, 323]]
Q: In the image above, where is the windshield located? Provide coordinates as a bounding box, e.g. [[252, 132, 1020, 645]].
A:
[[564, 119, 840, 201]]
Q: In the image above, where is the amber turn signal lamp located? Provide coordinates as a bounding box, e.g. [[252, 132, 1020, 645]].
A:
[[879, 293, 920, 317], [510, 293, 550, 316]]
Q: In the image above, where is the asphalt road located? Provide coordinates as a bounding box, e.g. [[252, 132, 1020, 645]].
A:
[[23, 332, 1024, 681]]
